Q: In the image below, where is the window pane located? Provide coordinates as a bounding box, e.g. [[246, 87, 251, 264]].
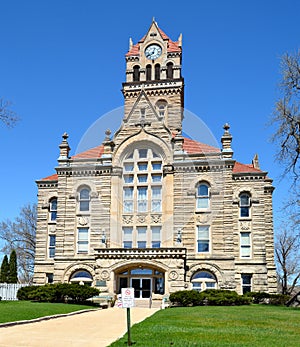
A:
[[124, 202, 133, 213], [124, 175, 134, 183], [206, 282, 216, 288], [197, 241, 209, 252], [78, 242, 88, 252], [80, 201, 89, 211], [151, 226, 161, 241], [123, 241, 132, 248], [152, 174, 161, 182], [78, 228, 88, 241], [49, 235, 56, 246], [50, 199, 57, 210], [241, 247, 251, 257], [198, 226, 209, 238], [124, 188, 133, 199], [240, 195, 250, 206], [50, 211, 57, 221], [80, 189, 90, 199], [138, 163, 148, 171], [152, 241, 161, 248], [138, 175, 147, 183], [49, 248, 55, 258], [137, 227, 147, 240], [197, 198, 209, 209], [198, 184, 208, 196], [124, 163, 134, 172], [152, 162, 162, 170], [139, 149, 147, 158], [242, 274, 252, 285], [123, 227, 133, 241], [137, 241, 147, 248], [241, 232, 250, 245], [240, 207, 249, 217]]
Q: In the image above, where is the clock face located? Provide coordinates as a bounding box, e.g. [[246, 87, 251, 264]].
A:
[[145, 44, 162, 60]]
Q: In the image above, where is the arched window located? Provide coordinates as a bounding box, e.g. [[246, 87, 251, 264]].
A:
[[133, 65, 140, 81], [166, 62, 173, 79], [239, 193, 251, 217], [155, 64, 160, 80], [146, 64, 152, 81], [196, 183, 210, 209], [191, 271, 217, 292], [79, 188, 90, 212], [49, 198, 57, 221], [70, 270, 93, 286]]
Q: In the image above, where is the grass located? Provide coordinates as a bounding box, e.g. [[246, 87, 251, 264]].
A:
[[109, 305, 300, 347], [0, 301, 96, 324]]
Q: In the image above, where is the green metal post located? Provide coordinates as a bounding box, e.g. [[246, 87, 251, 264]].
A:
[[127, 307, 131, 346]]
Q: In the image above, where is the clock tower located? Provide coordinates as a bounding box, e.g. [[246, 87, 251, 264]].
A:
[[121, 20, 184, 134]]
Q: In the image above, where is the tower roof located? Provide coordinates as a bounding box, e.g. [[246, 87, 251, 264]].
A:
[[126, 21, 181, 57]]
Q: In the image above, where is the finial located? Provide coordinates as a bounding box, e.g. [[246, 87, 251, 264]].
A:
[[223, 123, 230, 133], [178, 33, 183, 47], [58, 132, 71, 161], [152, 16, 155, 22], [105, 128, 111, 141], [252, 154, 260, 169], [129, 37, 133, 50]]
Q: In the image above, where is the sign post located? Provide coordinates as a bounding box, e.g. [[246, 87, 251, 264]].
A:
[[121, 288, 135, 346]]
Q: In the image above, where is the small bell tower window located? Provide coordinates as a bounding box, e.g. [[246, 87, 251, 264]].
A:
[[166, 62, 174, 79], [146, 65, 152, 81], [155, 64, 160, 80], [133, 65, 140, 81]]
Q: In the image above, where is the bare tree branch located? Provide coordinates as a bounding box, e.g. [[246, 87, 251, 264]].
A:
[[0, 98, 19, 127], [0, 203, 36, 283]]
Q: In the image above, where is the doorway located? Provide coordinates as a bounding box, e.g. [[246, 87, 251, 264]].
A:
[[130, 278, 151, 298]]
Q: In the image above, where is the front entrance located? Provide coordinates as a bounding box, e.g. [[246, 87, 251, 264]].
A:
[[131, 278, 151, 298], [117, 267, 165, 298]]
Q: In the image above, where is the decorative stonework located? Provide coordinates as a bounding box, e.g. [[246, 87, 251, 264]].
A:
[[169, 270, 179, 280], [151, 214, 161, 223], [101, 270, 110, 280], [137, 215, 146, 223], [78, 216, 89, 226], [196, 213, 210, 224], [240, 221, 251, 230], [122, 215, 133, 224]]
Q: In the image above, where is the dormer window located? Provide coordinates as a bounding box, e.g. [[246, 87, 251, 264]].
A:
[[133, 65, 140, 81]]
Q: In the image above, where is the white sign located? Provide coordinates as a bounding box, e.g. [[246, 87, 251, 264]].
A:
[[121, 287, 135, 308]]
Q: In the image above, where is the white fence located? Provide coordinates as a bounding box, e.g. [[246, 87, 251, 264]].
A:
[[0, 283, 29, 300]]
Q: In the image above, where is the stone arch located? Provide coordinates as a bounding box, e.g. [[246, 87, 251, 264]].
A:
[[63, 263, 96, 284], [187, 262, 224, 288]]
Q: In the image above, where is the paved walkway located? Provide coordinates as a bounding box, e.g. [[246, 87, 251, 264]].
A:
[[0, 307, 159, 347]]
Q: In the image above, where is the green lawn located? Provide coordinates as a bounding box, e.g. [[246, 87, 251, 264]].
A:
[[0, 301, 96, 324], [109, 305, 300, 347]]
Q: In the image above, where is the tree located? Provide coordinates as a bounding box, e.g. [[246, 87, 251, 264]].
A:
[[8, 250, 18, 283], [0, 98, 19, 127], [271, 50, 300, 179], [0, 203, 36, 283], [275, 227, 300, 295], [0, 255, 9, 283]]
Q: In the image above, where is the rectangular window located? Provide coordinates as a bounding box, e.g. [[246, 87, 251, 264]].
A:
[[137, 226, 147, 248], [46, 273, 54, 284], [197, 226, 210, 253], [151, 226, 161, 248], [123, 187, 133, 213], [78, 228, 89, 253], [137, 187, 147, 212], [139, 149, 147, 158], [151, 186, 162, 212], [49, 235, 56, 258], [240, 232, 251, 258], [123, 227, 133, 248], [241, 274, 252, 294]]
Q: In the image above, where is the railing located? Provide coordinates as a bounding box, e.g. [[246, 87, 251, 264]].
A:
[[94, 247, 186, 260]]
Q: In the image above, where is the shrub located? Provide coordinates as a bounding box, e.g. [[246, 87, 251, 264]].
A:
[[169, 289, 251, 307], [17, 283, 99, 304], [243, 292, 290, 306]]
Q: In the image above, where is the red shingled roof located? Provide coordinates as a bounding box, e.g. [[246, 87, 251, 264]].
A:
[[126, 27, 181, 57], [182, 137, 220, 154], [233, 162, 263, 174], [72, 145, 104, 159], [41, 173, 58, 181]]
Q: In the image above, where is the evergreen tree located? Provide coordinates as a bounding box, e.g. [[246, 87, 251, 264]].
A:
[[0, 255, 9, 283], [8, 250, 18, 283]]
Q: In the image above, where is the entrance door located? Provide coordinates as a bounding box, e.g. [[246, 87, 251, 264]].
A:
[[131, 278, 151, 298]]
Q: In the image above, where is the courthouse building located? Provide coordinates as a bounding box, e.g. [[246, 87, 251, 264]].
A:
[[33, 21, 277, 298]]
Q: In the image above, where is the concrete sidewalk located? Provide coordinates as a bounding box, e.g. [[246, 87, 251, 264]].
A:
[[0, 307, 159, 347]]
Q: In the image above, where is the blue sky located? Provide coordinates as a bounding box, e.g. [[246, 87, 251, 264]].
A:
[[0, 0, 299, 232]]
